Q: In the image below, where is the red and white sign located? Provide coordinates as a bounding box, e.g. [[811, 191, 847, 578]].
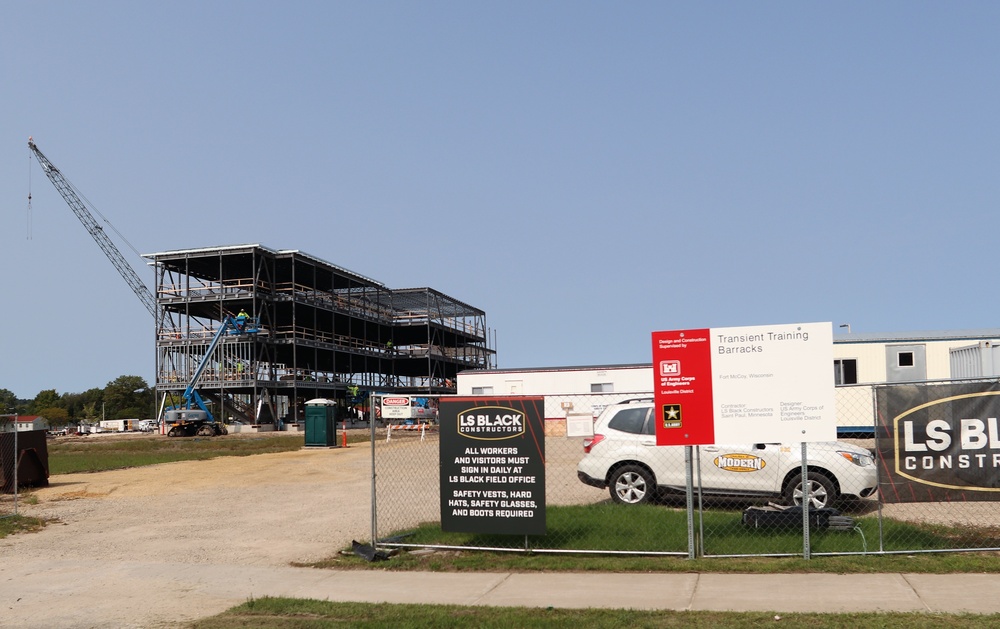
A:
[[381, 396, 412, 419], [652, 322, 835, 446]]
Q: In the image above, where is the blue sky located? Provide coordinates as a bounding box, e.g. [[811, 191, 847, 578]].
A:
[[3, 2, 1000, 400]]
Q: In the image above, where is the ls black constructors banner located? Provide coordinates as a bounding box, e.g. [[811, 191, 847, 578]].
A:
[[439, 397, 546, 535], [878, 380, 1000, 502]]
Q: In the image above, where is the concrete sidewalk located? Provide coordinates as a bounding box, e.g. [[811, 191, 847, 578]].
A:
[[4, 558, 1000, 628]]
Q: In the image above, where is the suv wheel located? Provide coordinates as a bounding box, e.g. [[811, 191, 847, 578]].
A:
[[784, 472, 836, 509], [609, 465, 655, 505]]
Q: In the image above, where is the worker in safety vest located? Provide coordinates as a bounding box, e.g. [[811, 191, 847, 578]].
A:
[[236, 309, 249, 330]]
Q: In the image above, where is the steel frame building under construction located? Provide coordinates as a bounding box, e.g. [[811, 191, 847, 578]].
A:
[[143, 244, 494, 424]]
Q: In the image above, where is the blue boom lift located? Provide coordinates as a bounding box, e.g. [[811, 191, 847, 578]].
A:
[[164, 314, 259, 437]]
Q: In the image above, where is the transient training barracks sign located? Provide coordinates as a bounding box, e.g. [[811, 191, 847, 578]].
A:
[[439, 397, 546, 535]]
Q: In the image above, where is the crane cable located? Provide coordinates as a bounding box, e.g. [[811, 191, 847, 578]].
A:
[[27, 143, 144, 260], [65, 172, 145, 260], [27, 148, 32, 240]]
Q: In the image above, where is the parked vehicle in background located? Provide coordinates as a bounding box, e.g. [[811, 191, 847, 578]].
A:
[[576, 399, 878, 508]]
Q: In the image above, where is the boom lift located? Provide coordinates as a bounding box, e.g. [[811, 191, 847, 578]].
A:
[[165, 314, 260, 437]]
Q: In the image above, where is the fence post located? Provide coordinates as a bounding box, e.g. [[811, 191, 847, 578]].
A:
[[801, 442, 810, 560], [873, 384, 885, 553], [685, 445, 696, 559], [370, 401, 377, 547]]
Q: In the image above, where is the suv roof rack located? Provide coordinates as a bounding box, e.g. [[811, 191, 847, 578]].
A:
[[615, 397, 654, 405]]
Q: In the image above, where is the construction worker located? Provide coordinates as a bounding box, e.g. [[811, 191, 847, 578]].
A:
[[236, 309, 249, 330]]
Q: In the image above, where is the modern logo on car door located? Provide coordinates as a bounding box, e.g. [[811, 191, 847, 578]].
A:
[[714, 453, 766, 472]]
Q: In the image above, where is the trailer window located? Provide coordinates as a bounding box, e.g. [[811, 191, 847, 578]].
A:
[[834, 359, 857, 385], [897, 352, 914, 368], [591, 383, 614, 393]]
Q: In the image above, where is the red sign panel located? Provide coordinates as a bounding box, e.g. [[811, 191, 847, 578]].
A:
[[651, 328, 715, 446]]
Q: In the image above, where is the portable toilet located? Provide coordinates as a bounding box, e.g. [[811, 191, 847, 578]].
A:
[[304, 398, 337, 447]]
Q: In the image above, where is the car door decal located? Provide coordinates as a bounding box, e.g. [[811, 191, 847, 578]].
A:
[[713, 453, 767, 472]]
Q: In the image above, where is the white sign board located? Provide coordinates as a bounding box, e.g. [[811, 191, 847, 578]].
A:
[[381, 396, 411, 419], [565, 412, 595, 438], [653, 321, 836, 445]]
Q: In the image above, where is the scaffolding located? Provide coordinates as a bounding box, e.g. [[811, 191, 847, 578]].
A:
[[144, 244, 494, 424]]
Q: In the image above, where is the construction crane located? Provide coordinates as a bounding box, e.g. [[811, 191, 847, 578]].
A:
[[27, 138, 159, 319]]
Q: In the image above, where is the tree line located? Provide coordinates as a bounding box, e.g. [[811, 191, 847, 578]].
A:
[[0, 375, 154, 427]]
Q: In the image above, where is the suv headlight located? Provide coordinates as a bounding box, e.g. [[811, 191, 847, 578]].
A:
[[838, 450, 874, 467]]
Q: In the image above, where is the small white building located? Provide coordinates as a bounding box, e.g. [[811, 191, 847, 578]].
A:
[[3, 416, 51, 433], [458, 364, 652, 397]]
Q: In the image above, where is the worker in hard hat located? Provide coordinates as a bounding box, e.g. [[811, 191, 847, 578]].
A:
[[236, 309, 250, 331]]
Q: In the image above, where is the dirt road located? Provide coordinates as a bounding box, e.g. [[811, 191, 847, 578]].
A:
[[0, 441, 383, 628]]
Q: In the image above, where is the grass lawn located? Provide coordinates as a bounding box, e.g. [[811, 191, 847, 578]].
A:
[[190, 597, 1000, 628], [299, 502, 1000, 574], [47, 433, 315, 474]]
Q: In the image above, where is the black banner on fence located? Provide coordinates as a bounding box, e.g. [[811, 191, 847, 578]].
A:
[[878, 380, 1000, 502], [439, 397, 546, 535]]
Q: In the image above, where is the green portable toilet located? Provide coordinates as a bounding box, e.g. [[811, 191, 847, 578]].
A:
[[304, 398, 337, 447]]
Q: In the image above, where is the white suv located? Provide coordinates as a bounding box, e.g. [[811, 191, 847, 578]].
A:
[[577, 399, 878, 508]]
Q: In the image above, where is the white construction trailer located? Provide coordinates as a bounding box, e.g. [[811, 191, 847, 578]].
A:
[[458, 328, 1000, 437]]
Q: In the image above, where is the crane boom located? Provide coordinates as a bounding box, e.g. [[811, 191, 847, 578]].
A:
[[27, 139, 158, 319]]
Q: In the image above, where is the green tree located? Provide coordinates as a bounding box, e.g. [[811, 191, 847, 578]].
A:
[[104, 375, 151, 420], [37, 406, 71, 426], [0, 388, 18, 414], [61, 392, 84, 420], [78, 388, 105, 420], [81, 402, 99, 420], [31, 389, 62, 414]]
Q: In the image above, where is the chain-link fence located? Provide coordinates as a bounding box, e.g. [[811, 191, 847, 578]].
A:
[[0, 415, 19, 519], [371, 383, 1000, 558]]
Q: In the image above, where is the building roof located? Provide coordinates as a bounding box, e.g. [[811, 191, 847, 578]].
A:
[[460, 363, 653, 375], [391, 287, 485, 317], [834, 329, 1000, 344], [142, 243, 386, 288]]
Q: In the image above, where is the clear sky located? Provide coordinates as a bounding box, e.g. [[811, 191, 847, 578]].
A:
[[3, 2, 1000, 400]]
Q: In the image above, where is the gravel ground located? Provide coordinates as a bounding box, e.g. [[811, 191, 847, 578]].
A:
[[3, 440, 380, 567], [0, 438, 387, 628], [0, 430, 593, 628]]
